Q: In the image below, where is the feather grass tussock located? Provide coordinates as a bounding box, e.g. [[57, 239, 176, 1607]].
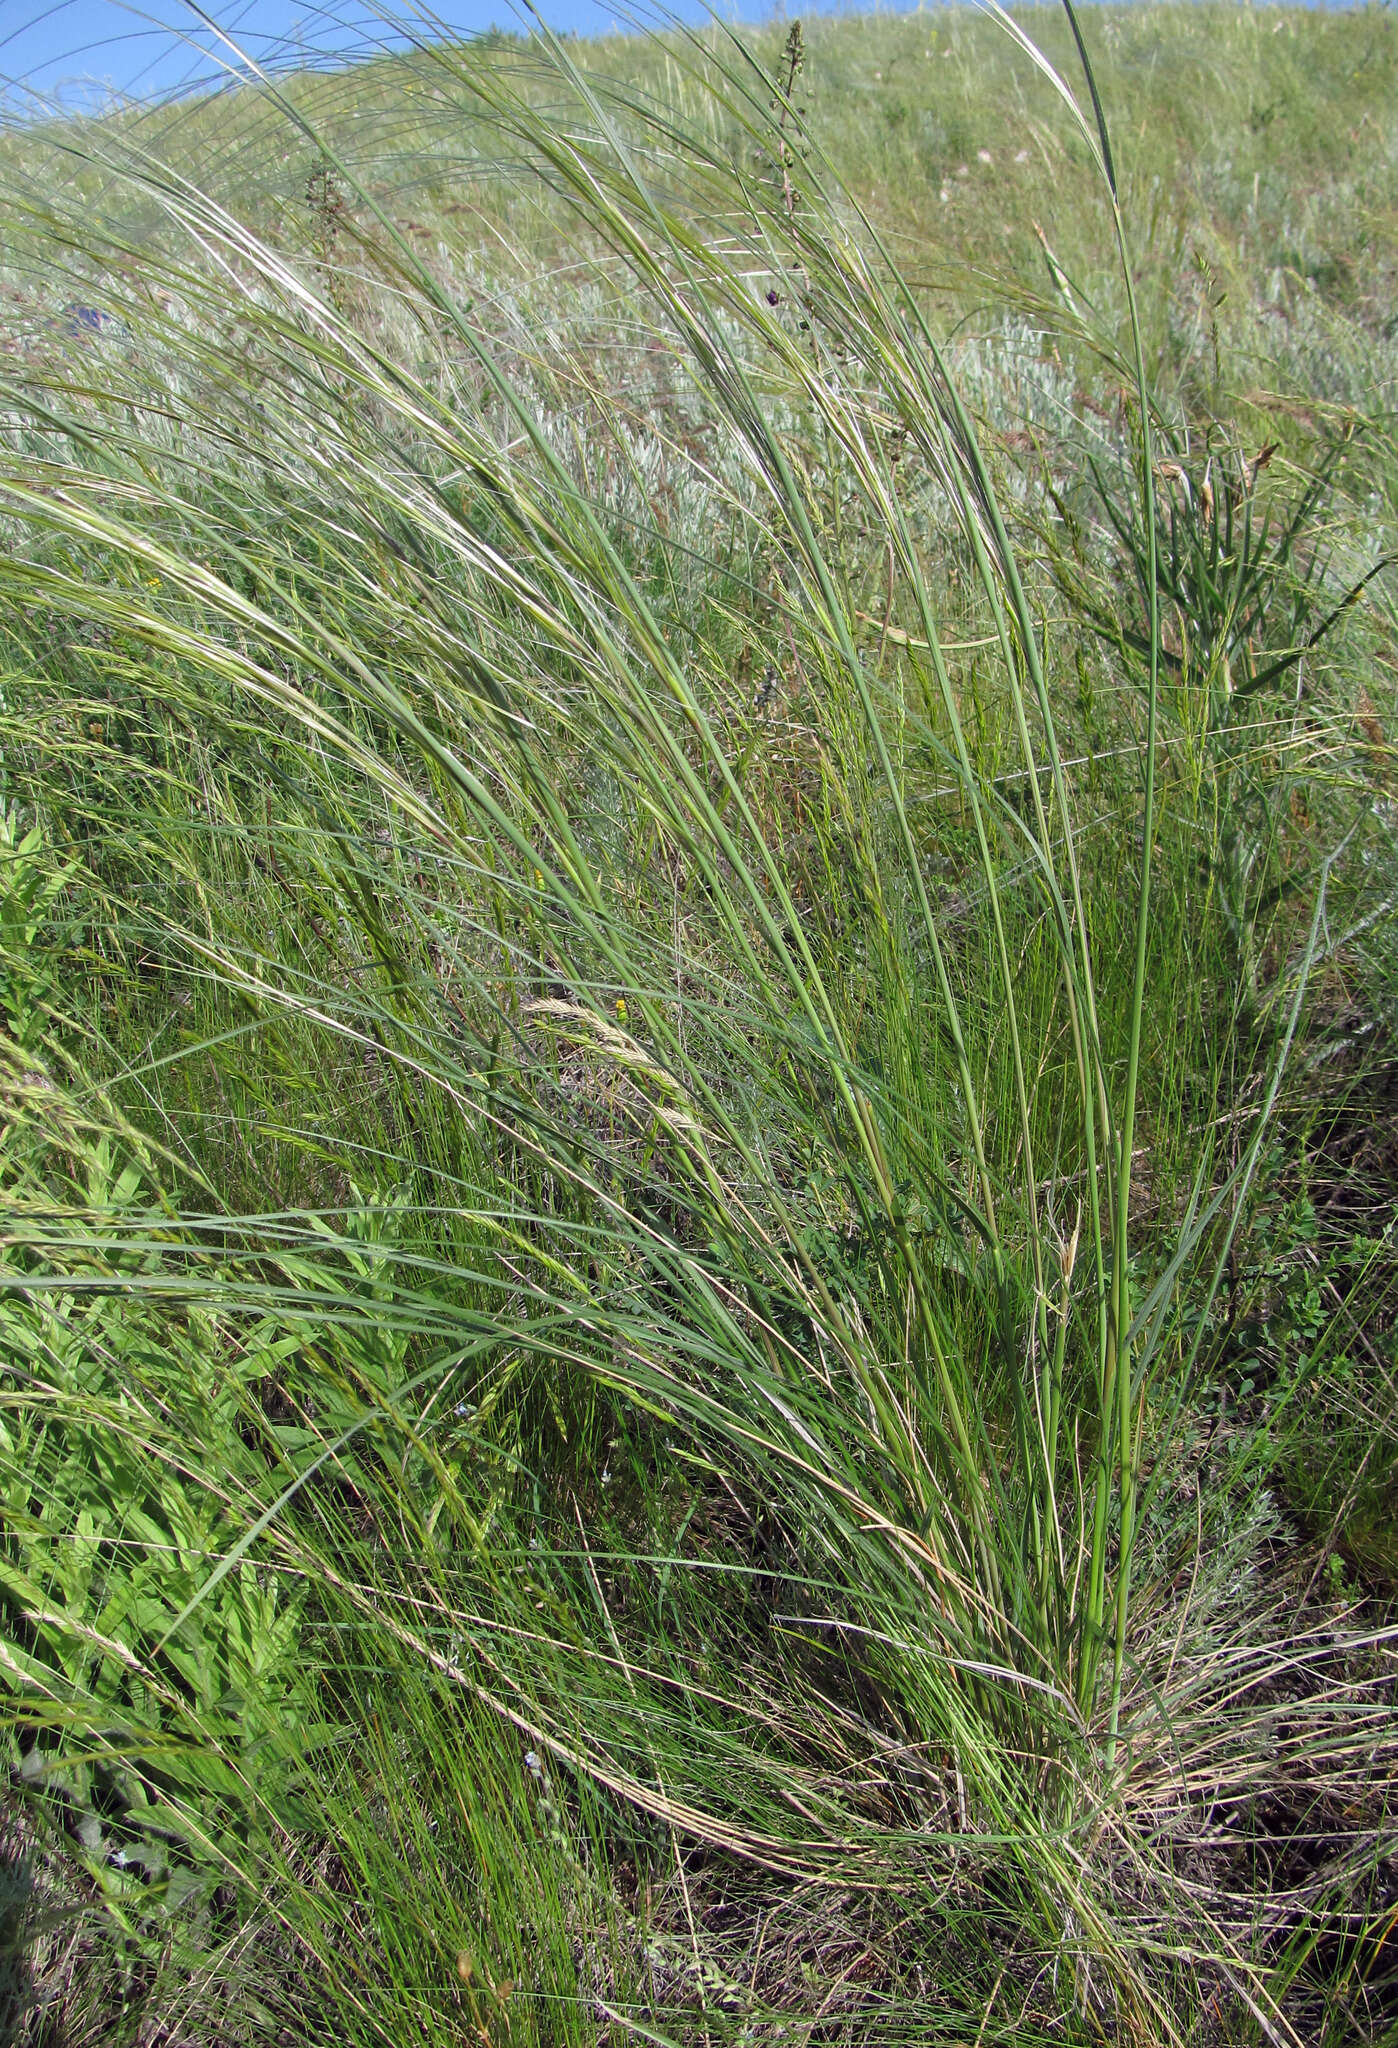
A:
[[1, 6, 1396, 2043]]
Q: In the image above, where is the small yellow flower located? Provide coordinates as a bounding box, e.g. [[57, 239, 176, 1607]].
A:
[[615, 997, 628, 1023]]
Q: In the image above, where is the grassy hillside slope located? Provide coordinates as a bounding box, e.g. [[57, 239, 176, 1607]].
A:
[[1, 8, 1396, 2044]]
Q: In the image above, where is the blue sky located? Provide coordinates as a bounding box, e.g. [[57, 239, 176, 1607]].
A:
[[0, 0, 804, 109]]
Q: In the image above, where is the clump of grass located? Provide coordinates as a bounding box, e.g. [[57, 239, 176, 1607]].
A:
[[1, 7, 1395, 2044]]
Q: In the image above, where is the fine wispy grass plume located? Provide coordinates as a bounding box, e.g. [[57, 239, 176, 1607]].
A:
[[1, 7, 1395, 2044]]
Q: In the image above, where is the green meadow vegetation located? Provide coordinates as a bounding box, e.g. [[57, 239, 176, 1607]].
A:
[[1, 3, 1397, 2040]]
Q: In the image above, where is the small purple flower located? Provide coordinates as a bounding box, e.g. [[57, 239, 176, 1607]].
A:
[[61, 304, 123, 340], [766, 289, 781, 306]]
